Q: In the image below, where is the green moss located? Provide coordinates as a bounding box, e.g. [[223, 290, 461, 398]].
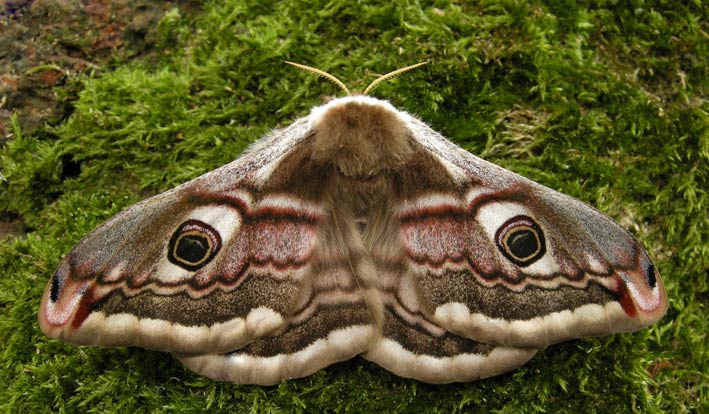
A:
[[1, 0, 707, 412]]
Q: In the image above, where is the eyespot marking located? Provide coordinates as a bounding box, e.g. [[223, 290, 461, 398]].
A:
[[496, 215, 546, 267], [168, 220, 222, 271]]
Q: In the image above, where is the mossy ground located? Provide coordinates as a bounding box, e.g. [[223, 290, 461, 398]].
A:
[[1, 1, 707, 412]]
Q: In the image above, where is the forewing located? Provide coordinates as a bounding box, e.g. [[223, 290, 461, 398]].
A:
[[38, 120, 338, 354], [177, 197, 381, 384], [397, 119, 667, 348], [358, 183, 535, 384]]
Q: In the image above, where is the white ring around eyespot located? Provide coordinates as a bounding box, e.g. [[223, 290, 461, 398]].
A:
[[475, 201, 559, 276], [155, 205, 242, 284]]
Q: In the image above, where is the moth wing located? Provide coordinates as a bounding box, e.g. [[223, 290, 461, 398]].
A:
[[39, 119, 374, 363], [395, 118, 667, 348], [363, 267, 535, 383], [353, 170, 534, 384], [177, 271, 378, 385], [178, 202, 381, 385]]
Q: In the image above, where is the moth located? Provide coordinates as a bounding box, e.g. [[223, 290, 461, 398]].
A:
[[39, 62, 668, 384]]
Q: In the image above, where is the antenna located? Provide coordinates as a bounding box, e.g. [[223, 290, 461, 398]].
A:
[[363, 61, 428, 95], [284, 60, 429, 95], [284, 61, 350, 95]]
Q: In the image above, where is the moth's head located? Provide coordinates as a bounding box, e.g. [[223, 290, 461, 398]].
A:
[[284, 61, 429, 178], [308, 96, 415, 177]]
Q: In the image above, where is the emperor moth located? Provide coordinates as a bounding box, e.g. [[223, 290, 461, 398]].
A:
[[39, 63, 667, 384]]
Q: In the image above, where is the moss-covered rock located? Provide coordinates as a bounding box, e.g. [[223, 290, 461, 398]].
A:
[[1, 1, 706, 412]]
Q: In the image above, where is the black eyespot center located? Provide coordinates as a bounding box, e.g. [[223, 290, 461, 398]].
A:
[[507, 228, 538, 258], [496, 215, 546, 267], [168, 220, 222, 271], [175, 232, 212, 264]]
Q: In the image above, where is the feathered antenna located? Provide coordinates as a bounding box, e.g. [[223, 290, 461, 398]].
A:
[[284, 60, 429, 95], [363, 61, 429, 95], [284, 61, 350, 95]]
